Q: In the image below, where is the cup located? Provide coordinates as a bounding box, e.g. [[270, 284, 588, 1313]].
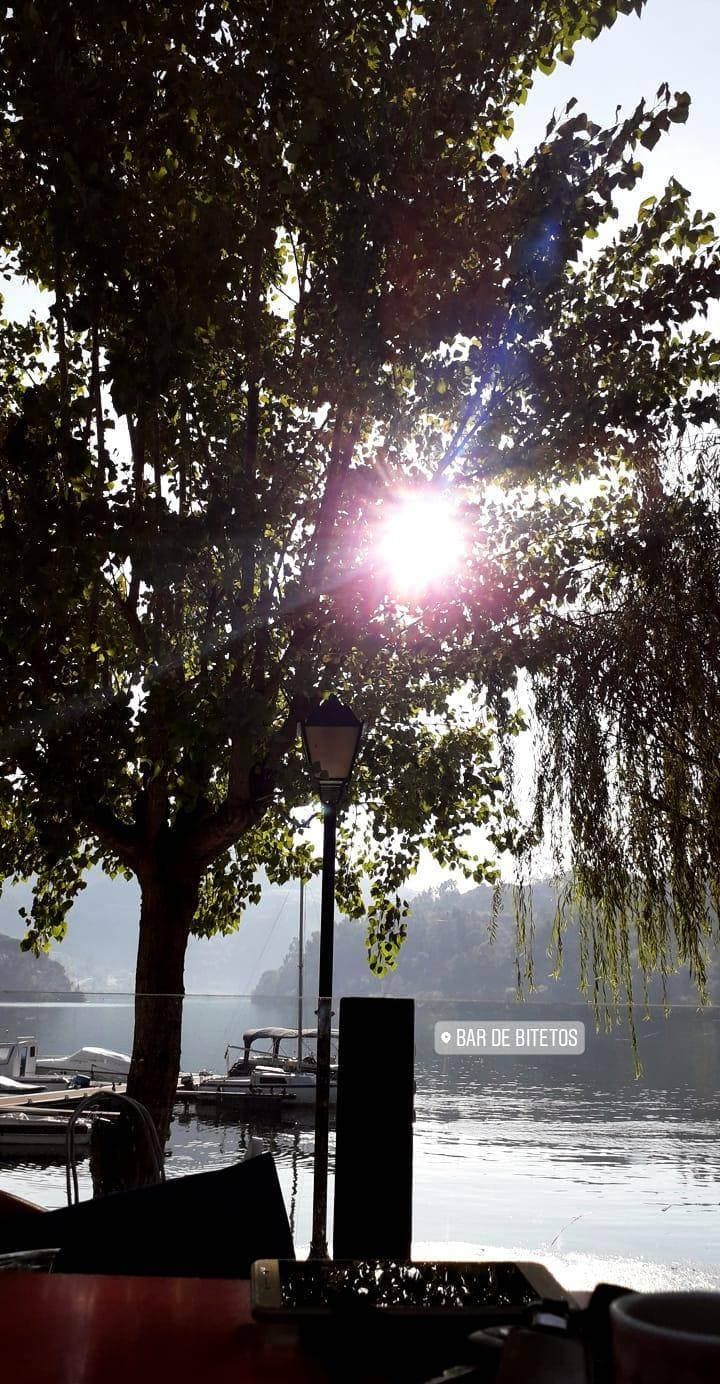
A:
[[611, 1291, 720, 1384]]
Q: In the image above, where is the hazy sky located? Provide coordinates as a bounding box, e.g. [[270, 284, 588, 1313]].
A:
[[513, 0, 718, 216]]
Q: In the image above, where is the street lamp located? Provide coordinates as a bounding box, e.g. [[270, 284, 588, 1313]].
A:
[[300, 694, 363, 1258]]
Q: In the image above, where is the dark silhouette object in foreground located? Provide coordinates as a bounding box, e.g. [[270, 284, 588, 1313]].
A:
[[334, 997, 415, 1261], [0, 1153, 294, 1278]]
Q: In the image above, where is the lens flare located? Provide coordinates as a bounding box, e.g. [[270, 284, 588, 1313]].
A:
[[378, 492, 466, 593]]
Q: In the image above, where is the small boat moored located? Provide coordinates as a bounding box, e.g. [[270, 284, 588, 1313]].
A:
[[0, 1109, 92, 1155], [247, 1064, 338, 1106], [185, 1027, 339, 1109], [0, 1074, 47, 1096], [187, 1067, 338, 1111], [36, 1046, 131, 1083], [1, 1036, 129, 1090], [0, 1036, 45, 1086], [224, 1026, 339, 1076]]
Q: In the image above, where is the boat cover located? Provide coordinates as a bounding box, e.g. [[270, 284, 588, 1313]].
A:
[[241, 1027, 340, 1045], [36, 1046, 131, 1071]]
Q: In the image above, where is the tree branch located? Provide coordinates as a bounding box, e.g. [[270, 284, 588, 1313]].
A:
[[101, 573, 149, 658], [91, 312, 106, 494], [83, 805, 140, 870], [128, 405, 146, 506], [302, 406, 361, 588], [53, 228, 71, 473], [153, 405, 162, 512], [185, 793, 261, 869]]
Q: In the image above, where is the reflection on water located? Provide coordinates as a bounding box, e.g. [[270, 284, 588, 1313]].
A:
[[171, 1109, 327, 1247], [413, 1068, 720, 1287], [1, 998, 719, 1289]]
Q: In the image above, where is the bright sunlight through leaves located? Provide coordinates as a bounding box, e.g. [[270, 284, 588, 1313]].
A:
[[378, 492, 466, 594]]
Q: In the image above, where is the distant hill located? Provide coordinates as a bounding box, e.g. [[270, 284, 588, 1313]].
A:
[[254, 881, 718, 1005], [5, 871, 715, 1005], [0, 868, 317, 996], [0, 932, 83, 1001]]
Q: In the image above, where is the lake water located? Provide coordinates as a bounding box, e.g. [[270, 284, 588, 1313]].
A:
[[2, 995, 719, 1291]]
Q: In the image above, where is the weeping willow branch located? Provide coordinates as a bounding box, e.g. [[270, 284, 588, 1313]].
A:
[[526, 442, 720, 1026]]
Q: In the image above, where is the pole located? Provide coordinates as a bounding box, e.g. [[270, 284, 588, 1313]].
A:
[[309, 798, 337, 1258], [296, 878, 305, 1071]]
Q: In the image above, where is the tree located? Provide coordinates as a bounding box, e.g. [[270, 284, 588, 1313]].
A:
[[527, 439, 720, 1009], [1, 1, 719, 1144]]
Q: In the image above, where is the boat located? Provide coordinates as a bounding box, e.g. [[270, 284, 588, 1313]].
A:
[[0, 1035, 71, 1090], [248, 1064, 338, 1106], [0, 1075, 48, 1095], [179, 883, 339, 1112], [0, 1109, 92, 1155], [190, 1058, 338, 1109], [225, 1026, 340, 1076], [187, 1027, 339, 1107], [0, 1036, 43, 1085], [0, 1036, 129, 1088], [35, 1046, 131, 1082]]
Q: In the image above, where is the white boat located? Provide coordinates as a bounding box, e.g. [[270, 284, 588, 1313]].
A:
[[36, 1045, 131, 1082], [0, 1036, 44, 1085], [0, 1035, 70, 1089], [193, 1060, 338, 1108], [0, 1074, 47, 1095], [182, 883, 339, 1111], [0, 1109, 92, 1154], [249, 1064, 338, 1107], [225, 1026, 339, 1076], [0, 1036, 129, 1088], [191, 1027, 339, 1107]]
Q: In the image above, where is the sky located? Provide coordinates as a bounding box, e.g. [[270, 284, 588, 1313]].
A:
[[2, 0, 718, 893], [512, 0, 719, 218]]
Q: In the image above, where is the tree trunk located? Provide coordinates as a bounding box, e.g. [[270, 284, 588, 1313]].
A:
[[122, 870, 198, 1182]]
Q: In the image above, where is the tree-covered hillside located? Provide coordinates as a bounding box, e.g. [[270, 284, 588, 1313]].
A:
[[255, 883, 717, 1005], [0, 931, 83, 1001]]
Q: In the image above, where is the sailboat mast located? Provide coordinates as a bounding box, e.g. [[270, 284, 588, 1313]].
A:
[[296, 878, 305, 1069]]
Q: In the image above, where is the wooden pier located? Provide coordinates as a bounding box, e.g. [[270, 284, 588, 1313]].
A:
[[0, 1084, 127, 1112]]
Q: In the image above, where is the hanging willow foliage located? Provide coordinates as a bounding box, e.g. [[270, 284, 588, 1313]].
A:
[[526, 437, 720, 1025]]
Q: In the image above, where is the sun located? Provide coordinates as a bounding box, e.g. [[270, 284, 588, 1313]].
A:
[[377, 491, 466, 594]]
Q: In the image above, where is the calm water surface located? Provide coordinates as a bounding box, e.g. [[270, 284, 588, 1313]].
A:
[[2, 997, 719, 1291]]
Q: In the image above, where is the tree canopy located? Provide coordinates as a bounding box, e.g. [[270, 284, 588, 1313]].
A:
[[1, 0, 719, 1128]]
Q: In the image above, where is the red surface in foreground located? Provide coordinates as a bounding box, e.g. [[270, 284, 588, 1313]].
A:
[[0, 1273, 330, 1384]]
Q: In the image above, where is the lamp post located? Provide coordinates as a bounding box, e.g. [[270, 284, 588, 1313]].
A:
[[300, 694, 363, 1258]]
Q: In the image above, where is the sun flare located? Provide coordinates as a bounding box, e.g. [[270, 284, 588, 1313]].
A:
[[378, 492, 466, 593]]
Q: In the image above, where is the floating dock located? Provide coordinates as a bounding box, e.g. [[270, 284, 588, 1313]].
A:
[[0, 1084, 127, 1112]]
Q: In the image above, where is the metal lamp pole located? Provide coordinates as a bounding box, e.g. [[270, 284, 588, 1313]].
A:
[[309, 796, 338, 1258], [296, 878, 305, 1072], [300, 694, 363, 1260]]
